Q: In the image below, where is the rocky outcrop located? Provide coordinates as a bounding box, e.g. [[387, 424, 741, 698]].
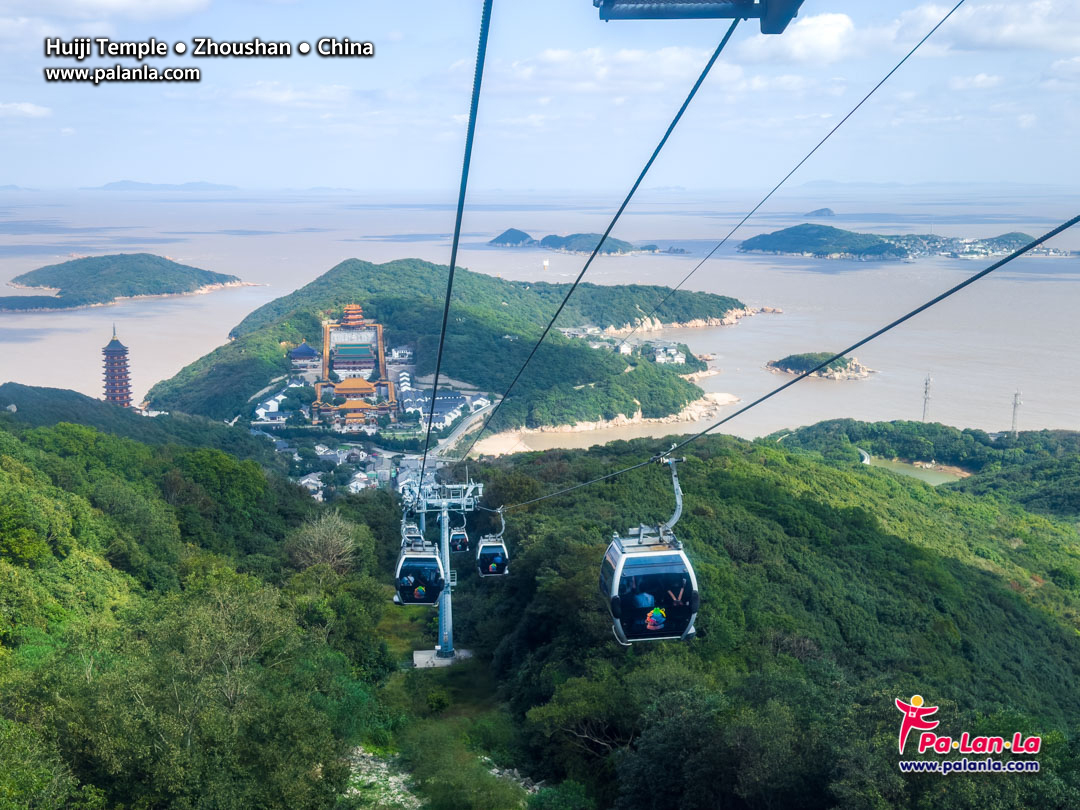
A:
[[603, 306, 781, 336], [345, 747, 424, 809], [767, 356, 876, 380]]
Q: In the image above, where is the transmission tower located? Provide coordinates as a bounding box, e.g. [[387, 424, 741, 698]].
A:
[[1012, 390, 1023, 439], [922, 374, 932, 422]]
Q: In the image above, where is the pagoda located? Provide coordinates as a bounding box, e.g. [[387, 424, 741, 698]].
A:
[[102, 326, 133, 407], [341, 304, 365, 327]]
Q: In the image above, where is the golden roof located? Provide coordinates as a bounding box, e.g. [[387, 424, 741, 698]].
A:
[[333, 377, 377, 395]]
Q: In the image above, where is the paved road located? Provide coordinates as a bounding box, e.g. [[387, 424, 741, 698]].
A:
[[434, 402, 496, 458]]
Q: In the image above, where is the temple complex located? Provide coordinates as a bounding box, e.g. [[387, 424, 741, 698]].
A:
[[102, 327, 133, 407], [311, 304, 397, 429]]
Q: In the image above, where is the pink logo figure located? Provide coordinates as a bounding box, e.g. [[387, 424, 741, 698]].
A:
[[895, 695, 939, 754]]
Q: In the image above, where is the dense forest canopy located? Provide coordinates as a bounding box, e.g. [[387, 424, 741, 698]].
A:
[[1, 253, 240, 311], [148, 258, 742, 425], [3, 396, 1080, 808], [775, 418, 1080, 519]]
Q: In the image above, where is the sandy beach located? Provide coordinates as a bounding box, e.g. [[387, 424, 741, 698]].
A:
[[471, 392, 739, 457]]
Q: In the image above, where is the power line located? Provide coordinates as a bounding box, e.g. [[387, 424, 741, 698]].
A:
[[616, 0, 968, 348], [506, 215, 1080, 510], [456, 19, 742, 461], [418, 0, 494, 487]]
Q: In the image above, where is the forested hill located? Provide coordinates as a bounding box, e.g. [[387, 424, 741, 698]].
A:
[[4, 408, 1080, 807], [1, 253, 240, 311], [0, 382, 283, 468], [149, 257, 743, 423], [0, 417, 394, 807], [774, 418, 1080, 518], [447, 434, 1080, 808]]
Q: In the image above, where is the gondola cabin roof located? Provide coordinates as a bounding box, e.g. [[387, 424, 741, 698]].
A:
[[593, 0, 806, 34]]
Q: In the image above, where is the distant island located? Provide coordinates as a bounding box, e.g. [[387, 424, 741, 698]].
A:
[[739, 223, 1046, 261], [767, 352, 874, 380], [1, 253, 245, 312], [805, 207, 835, 217], [490, 229, 650, 255], [81, 181, 240, 192]]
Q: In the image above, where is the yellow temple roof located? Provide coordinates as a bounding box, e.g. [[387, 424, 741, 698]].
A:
[[333, 377, 377, 395]]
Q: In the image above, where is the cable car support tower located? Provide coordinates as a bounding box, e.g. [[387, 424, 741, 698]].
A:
[[408, 479, 483, 666]]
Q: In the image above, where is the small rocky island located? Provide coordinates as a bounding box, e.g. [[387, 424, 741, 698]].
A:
[[767, 352, 875, 380]]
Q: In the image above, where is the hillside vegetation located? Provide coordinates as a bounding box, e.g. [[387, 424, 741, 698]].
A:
[[0, 382, 284, 469], [776, 419, 1080, 519], [0, 418, 395, 807], [1, 253, 240, 311], [439, 434, 1080, 809], [148, 258, 743, 425], [4, 395, 1080, 808]]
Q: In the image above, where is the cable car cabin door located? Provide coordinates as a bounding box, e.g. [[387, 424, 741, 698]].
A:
[[609, 550, 698, 643], [476, 542, 509, 577], [394, 554, 445, 605]]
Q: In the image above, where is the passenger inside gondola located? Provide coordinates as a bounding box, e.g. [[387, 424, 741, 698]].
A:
[[396, 559, 444, 604], [477, 546, 508, 575], [451, 531, 469, 553], [617, 556, 694, 638]]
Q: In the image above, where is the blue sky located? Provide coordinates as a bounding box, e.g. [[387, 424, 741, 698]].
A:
[[1, 0, 1078, 191]]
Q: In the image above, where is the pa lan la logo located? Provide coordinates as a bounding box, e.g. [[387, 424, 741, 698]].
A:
[[895, 695, 1041, 756]]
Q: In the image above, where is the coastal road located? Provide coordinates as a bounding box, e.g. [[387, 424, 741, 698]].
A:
[[434, 402, 497, 458]]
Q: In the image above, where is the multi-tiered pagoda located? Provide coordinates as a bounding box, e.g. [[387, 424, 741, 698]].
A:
[[102, 327, 132, 407]]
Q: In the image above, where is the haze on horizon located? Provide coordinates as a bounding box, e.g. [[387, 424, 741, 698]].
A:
[[1, 0, 1078, 193]]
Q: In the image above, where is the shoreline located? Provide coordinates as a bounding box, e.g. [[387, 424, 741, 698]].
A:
[[681, 367, 723, 383], [0, 280, 259, 313], [602, 306, 782, 336], [472, 391, 739, 457]]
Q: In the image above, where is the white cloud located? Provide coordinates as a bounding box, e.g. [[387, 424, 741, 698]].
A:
[[0, 101, 51, 118], [1044, 56, 1080, 86], [235, 82, 350, 108], [60, 127, 76, 136], [738, 14, 858, 65], [896, 1, 1080, 53], [1018, 113, 1037, 129], [504, 46, 744, 95], [949, 73, 1002, 90]]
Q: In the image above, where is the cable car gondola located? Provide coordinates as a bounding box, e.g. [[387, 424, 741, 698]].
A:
[[599, 458, 699, 644], [450, 514, 470, 553], [394, 521, 446, 606], [476, 508, 509, 578], [593, 0, 805, 34]]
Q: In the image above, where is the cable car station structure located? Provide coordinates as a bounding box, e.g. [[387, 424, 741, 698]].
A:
[[593, 0, 805, 33]]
